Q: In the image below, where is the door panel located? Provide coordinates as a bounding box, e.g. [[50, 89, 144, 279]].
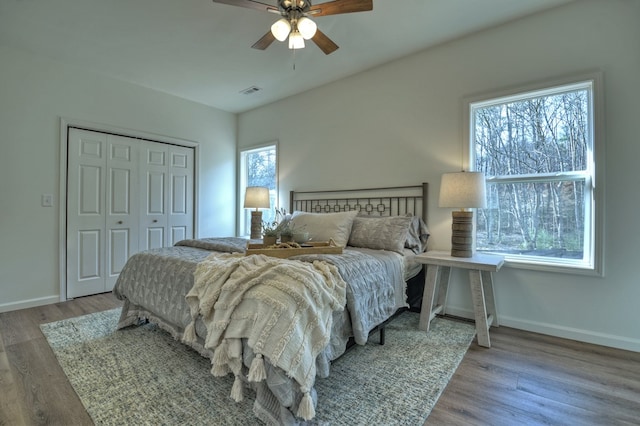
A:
[[171, 226, 188, 244], [171, 174, 187, 215], [78, 229, 100, 280], [146, 227, 165, 249], [108, 228, 130, 275], [147, 172, 165, 214], [109, 168, 130, 214], [79, 165, 102, 214]]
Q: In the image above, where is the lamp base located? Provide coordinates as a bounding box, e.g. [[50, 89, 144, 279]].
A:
[[450, 211, 474, 258], [250, 211, 263, 240]]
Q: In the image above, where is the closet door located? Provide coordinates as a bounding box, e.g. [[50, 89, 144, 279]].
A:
[[139, 141, 169, 250], [105, 135, 139, 290], [67, 129, 194, 298], [67, 129, 108, 298], [67, 130, 138, 297], [167, 145, 194, 245], [138, 141, 194, 250]]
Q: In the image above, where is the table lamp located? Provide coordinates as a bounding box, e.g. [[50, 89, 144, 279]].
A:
[[438, 171, 486, 257], [244, 186, 270, 239]]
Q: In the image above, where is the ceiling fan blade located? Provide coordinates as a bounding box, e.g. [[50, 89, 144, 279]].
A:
[[212, 0, 278, 13], [312, 29, 339, 55], [308, 0, 373, 17], [252, 30, 277, 50]]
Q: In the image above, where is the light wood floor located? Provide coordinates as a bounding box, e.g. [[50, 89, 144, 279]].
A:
[[1, 293, 639, 426]]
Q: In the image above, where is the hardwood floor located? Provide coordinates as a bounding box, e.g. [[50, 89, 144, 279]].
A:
[[427, 324, 640, 426], [0, 293, 122, 426], [1, 293, 639, 426]]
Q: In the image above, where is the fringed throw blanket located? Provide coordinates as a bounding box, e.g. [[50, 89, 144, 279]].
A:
[[183, 252, 347, 420]]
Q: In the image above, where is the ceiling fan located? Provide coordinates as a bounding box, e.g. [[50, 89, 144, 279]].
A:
[[211, 0, 373, 55]]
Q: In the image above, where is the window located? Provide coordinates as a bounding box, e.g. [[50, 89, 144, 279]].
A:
[[466, 74, 603, 274], [238, 143, 278, 237]]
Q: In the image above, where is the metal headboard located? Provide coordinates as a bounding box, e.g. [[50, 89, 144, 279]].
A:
[[289, 183, 428, 224]]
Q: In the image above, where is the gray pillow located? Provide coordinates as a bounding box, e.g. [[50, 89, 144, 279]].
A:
[[348, 216, 413, 254], [405, 215, 430, 253], [289, 210, 358, 248]]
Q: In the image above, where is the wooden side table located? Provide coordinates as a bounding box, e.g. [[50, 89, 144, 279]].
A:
[[413, 251, 504, 347]]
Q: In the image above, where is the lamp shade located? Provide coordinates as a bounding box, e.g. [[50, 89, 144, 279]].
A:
[[271, 18, 291, 42], [288, 30, 305, 49], [439, 171, 487, 209], [297, 17, 317, 39], [244, 186, 270, 209]]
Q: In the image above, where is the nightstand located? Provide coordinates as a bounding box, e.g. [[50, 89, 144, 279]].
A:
[[413, 251, 504, 347]]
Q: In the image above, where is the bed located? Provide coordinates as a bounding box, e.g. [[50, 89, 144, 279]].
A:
[[112, 183, 429, 425]]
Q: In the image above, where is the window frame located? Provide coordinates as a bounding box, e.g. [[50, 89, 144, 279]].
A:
[[237, 142, 279, 238], [463, 72, 605, 276]]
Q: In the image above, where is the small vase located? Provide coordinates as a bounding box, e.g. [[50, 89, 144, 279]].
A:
[[263, 235, 277, 246], [280, 234, 293, 243]]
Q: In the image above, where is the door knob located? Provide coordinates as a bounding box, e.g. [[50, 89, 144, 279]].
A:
[[117, 221, 123, 224], [153, 219, 158, 223]]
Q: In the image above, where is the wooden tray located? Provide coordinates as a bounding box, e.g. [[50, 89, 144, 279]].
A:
[[246, 240, 343, 259]]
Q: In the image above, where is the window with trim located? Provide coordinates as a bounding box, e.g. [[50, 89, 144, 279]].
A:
[[467, 76, 601, 273], [239, 143, 278, 237]]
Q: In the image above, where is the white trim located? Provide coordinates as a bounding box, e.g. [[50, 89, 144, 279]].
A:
[[0, 295, 60, 313], [501, 258, 601, 277], [237, 141, 279, 237], [462, 70, 605, 276], [499, 314, 640, 353], [444, 305, 640, 353], [58, 117, 200, 301]]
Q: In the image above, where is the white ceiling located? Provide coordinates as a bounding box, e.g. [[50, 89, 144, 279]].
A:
[[1, 0, 573, 113]]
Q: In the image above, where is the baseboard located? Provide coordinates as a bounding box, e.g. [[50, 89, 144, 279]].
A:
[[0, 295, 60, 313], [443, 305, 640, 353]]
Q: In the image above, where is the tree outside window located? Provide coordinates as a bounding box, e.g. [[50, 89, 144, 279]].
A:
[[469, 80, 598, 271], [239, 144, 278, 237]]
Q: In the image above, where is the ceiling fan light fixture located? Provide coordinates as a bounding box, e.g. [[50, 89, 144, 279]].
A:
[[271, 18, 291, 42], [288, 30, 305, 49], [297, 17, 317, 39]]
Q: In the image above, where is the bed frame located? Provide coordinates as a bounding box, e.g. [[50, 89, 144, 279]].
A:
[[289, 183, 429, 344], [289, 183, 428, 223]]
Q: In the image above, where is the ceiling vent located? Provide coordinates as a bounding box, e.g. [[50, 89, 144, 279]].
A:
[[239, 86, 262, 95]]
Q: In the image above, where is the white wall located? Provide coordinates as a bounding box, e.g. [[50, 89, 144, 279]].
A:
[[0, 45, 237, 311], [238, 0, 640, 352]]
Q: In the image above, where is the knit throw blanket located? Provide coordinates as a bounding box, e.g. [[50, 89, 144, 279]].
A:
[[183, 253, 347, 421]]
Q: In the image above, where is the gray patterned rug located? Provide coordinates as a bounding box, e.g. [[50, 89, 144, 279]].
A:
[[41, 309, 475, 425]]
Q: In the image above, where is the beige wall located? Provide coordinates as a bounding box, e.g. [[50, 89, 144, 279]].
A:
[[0, 45, 237, 311], [238, 0, 640, 351]]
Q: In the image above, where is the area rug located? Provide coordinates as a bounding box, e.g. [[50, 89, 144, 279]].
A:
[[41, 309, 476, 425]]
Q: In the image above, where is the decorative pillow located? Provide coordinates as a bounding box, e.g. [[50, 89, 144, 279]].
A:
[[289, 210, 358, 248], [348, 215, 413, 254], [405, 215, 430, 253]]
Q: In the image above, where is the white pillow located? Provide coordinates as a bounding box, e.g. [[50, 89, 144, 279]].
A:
[[289, 210, 358, 248]]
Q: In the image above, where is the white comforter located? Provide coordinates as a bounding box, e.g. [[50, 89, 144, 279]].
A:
[[183, 253, 347, 420]]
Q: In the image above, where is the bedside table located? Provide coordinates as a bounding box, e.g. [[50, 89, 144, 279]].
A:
[[413, 251, 504, 347]]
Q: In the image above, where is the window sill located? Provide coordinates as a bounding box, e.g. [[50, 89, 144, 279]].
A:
[[495, 255, 603, 277]]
